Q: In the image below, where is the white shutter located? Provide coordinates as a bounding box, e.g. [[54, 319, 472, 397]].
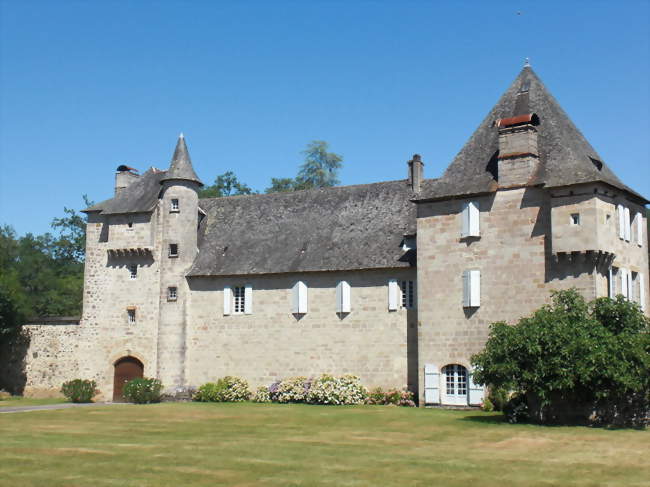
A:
[[292, 281, 307, 314], [388, 279, 399, 311], [636, 213, 644, 247], [618, 204, 625, 239], [223, 286, 231, 315], [468, 371, 485, 406], [624, 207, 631, 242], [336, 281, 351, 313], [468, 201, 480, 237], [424, 364, 440, 404], [462, 270, 470, 307], [461, 202, 470, 237], [620, 269, 629, 300], [470, 270, 481, 307], [639, 274, 646, 311], [244, 284, 253, 314]]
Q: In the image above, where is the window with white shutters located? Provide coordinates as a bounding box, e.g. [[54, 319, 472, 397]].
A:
[[292, 281, 308, 314], [617, 204, 625, 240], [462, 270, 481, 308], [461, 201, 480, 238], [620, 268, 630, 300], [631, 272, 639, 303], [400, 280, 415, 309], [624, 207, 631, 242], [635, 212, 644, 247], [233, 286, 245, 314], [639, 274, 646, 311], [388, 279, 399, 311], [336, 281, 351, 314]]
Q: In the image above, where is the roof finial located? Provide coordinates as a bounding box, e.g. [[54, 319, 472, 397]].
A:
[[524, 57, 531, 68], [179, 132, 184, 139]]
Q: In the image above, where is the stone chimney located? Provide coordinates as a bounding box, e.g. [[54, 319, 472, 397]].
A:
[[495, 114, 540, 187], [115, 165, 139, 196], [408, 154, 424, 193]]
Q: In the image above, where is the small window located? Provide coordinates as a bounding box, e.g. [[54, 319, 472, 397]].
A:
[[233, 286, 245, 314], [169, 243, 179, 257], [570, 213, 580, 225], [129, 264, 137, 279], [171, 199, 179, 212], [127, 308, 136, 324], [167, 286, 177, 301], [400, 280, 415, 309], [127, 222, 134, 230]]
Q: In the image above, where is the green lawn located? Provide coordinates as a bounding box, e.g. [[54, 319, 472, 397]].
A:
[[0, 402, 648, 487], [0, 396, 67, 407]]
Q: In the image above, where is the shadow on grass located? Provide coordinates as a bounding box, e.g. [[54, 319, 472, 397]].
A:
[[459, 414, 507, 425]]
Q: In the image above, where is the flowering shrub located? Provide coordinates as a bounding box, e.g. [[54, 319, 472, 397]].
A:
[[61, 379, 98, 403], [306, 374, 367, 405], [365, 387, 415, 407], [274, 376, 310, 403], [123, 378, 163, 404], [193, 377, 251, 402], [252, 386, 271, 403]]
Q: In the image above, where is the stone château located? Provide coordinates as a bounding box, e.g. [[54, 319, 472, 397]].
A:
[[13, 66, 649, 405]]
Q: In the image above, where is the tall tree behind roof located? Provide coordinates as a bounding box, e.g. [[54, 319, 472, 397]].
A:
[[294, 140, 343, 190]]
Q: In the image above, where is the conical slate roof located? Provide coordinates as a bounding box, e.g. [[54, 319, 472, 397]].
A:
[[418, 66, 646, 202], [161, 134, 203, 186]]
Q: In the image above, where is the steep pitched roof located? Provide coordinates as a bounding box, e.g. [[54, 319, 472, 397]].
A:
[[160, 134, 203, 186], [418, 66, 647, 203], [187, 180, 417, 277], [83, 168, 167, 214]]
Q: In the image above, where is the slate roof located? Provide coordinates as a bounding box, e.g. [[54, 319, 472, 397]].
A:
[[84, 168, 167, 214], [417, 66, 648, 203], [187, 180, 417, 276], [161, 134, 203, 186]]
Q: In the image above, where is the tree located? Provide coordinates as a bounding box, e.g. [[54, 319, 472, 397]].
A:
[[265, 140, 343, 194], [199, 171, 255, 198], [50, 195, 93, 262], [471, 289, 650, 427]]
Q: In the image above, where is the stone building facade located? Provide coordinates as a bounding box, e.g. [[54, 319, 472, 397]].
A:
[[11, 66, 649, 405]]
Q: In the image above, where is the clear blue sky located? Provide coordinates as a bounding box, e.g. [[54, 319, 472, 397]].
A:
[[1, 1, 648, 236]]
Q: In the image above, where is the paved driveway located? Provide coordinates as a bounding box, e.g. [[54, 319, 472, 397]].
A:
[[0, 402, 116, 413]]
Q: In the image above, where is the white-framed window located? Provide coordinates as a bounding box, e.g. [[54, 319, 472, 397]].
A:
[[461, 201, 480, 238], [619, 204, 631, 242], [292, 281, 308, 314], [570, 213, 580, 225], [630, 272, 639, 303], [634, 211, 644, 247], [171, 199, 179, 212], [224, 284, 252, 315], [608, 266, 618, 298], [336, 280, 351, 314], [127, 308, 136, 324], [129, 264, 137, 279], [400, 280, 415, 309], [169, 243, 179, 257], [620, 268, 631, 300], [233, 286, 245, 314], [462, 269, 481, 308], [167, 286, 177, 301], [442, 364, 468, 406]]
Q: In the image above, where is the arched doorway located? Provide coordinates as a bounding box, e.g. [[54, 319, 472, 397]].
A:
[[113, 356, 144, 402], [441, 364, 468, 406]]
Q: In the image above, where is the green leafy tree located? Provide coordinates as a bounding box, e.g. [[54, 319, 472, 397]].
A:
[[265, 140, 343, 194], [471, 289, 650, 427], [199, 171, 255, 198], [50, 194, 93, 262]]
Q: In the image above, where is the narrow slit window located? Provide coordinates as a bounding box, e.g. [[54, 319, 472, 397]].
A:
[[169, 243, 179, 257], [127, 308, 136, 324], [570, 213, 580, 225]]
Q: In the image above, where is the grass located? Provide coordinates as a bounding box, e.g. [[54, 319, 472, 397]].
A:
[[0, 396, 67, 407], [0, 402, 648, 487]]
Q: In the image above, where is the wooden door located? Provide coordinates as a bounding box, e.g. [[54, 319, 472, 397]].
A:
[[113, 357, 144, 402]]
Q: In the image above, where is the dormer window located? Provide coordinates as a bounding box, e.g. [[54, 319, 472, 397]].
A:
[[169, 243, 179, 257], [171, 199, 179, 212], [127, 222, 133, 230]]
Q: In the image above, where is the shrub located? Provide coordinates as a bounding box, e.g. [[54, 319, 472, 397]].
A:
[[472, 290, 650, 427], [365, 387, 415, 407], [275, 376, 310, 403], [61, 379, 97, 403], [503, 393, 529, 424], [306, 374, 367, 405], [123, 377, 163, 404], [481, 397, 494, 412], [487, 386, 509, 412], [193, 377, 251, 402], [252, 386, 271, 403]]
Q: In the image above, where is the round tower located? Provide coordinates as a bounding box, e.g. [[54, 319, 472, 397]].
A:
[[156, 134, 203, 395]]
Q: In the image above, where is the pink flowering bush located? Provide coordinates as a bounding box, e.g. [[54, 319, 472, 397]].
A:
[[365, 387, 416, 407]]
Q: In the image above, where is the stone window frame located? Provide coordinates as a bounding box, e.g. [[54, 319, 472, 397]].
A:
[[170, 199, 180, 213], [168, 243, 179, 258]]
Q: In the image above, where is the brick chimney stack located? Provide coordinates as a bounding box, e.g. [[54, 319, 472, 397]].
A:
[[496, 114, 540, 187]]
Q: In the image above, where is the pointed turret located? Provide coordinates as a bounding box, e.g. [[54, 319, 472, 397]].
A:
[[161, 134, 203, 186], [418, 65, 646, 202]]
